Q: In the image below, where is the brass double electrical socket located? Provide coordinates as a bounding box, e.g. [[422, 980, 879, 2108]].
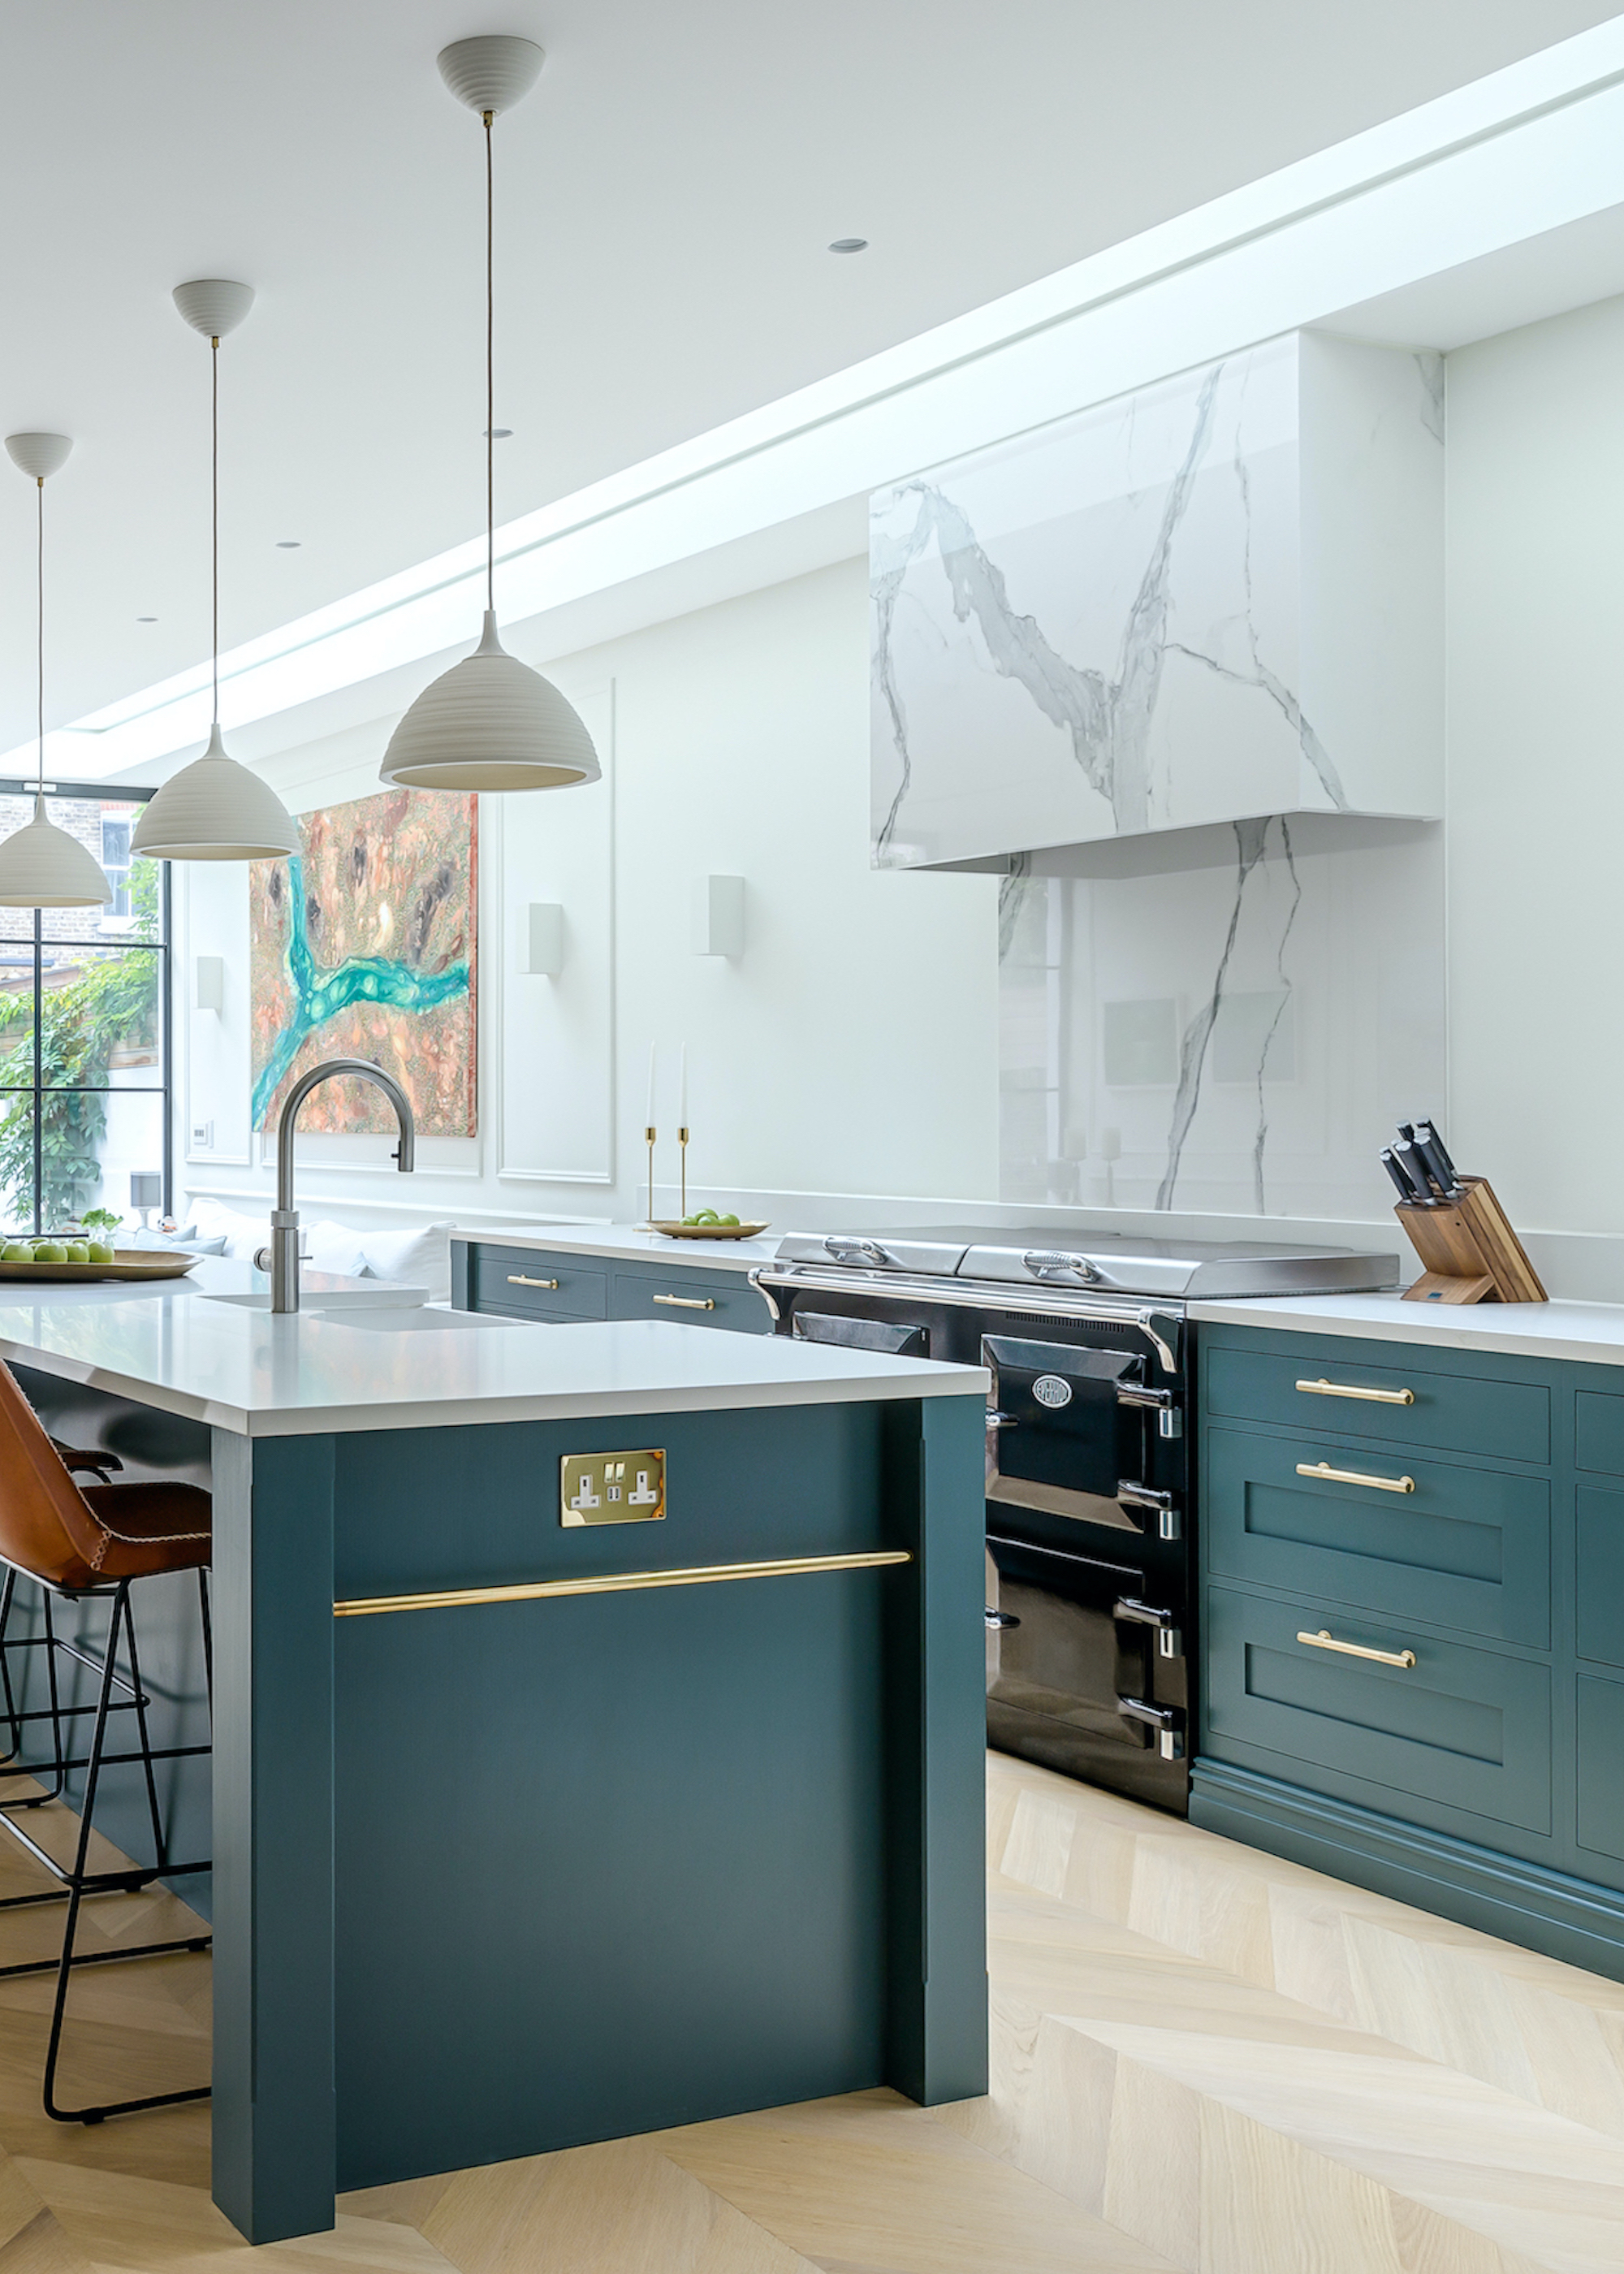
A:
[[560, 1449, 667, 1526]]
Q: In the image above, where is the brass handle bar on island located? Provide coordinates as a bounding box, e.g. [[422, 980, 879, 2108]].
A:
[[1296, 1459, 1415, 1494], [1295, 1377, 1414, 1406], [508, 1274, 560, 1289], [1297, 1627, 1417, 1669], [334, 1548, 913, 1619], [652, 1292, 716, 1311]]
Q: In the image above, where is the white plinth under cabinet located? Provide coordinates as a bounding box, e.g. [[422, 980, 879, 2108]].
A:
[[871, 330, 1444, 872]]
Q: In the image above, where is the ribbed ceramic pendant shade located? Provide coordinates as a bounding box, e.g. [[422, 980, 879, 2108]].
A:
[[131, 724, 301, 861], [379, 612, 600, 790], [0, 793, 113, 908], [0, 430, 112, 906]]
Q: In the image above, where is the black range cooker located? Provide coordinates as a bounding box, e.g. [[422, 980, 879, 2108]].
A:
[[752, 1226, 1397, 1815]]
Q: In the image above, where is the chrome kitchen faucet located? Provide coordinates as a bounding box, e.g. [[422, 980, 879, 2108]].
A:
[[259, 1058, 416, 1313]]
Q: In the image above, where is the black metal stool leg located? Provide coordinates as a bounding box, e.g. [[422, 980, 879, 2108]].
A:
[[32, 1578, 211, 2125]]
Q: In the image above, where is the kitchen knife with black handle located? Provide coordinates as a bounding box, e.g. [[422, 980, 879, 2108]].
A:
[[1380, 1148, 1419, 1203], [1390, 1139, 1438, 1202], [1414, 1122, 1460, 1190]]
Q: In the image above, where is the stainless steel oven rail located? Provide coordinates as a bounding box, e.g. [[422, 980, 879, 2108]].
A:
[[749, 1265, 1181, 1375]]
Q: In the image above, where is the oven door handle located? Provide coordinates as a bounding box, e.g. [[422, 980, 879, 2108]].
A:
[[985, 1408, 1017, 1430], [1116, 1696, 1186, 1760], [984, 1607, 1021, 1631], [1114, 1597, 1183, 1658]]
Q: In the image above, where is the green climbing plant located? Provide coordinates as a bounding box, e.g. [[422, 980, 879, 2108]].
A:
[[0, 858, 162, 1229]]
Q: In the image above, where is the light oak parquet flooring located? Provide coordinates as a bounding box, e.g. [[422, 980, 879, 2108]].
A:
[[0, 1757, 1619, 2268]]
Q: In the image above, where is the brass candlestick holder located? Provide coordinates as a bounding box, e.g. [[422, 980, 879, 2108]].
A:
[[643, 1125, 657, 1230], [679, 1125, 689, 1220]]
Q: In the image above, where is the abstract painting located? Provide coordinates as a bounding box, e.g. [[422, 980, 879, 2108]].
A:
[[251, 789, 477, 1135]]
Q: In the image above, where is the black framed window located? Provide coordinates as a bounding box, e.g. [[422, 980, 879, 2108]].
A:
[[0, 783, 171, 1234]]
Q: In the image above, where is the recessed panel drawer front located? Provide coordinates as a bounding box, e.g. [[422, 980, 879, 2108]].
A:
[[469, 1247, 607, 1321], [1204, 1583, 1552, 1835], [1576, 1388, 1624, 1480], [1205, 1342, 1550, 1465], [1577, 1673, 1624, 1864], [609, 1268, 769, 1334], [1204, 1425, 1551, 1648]]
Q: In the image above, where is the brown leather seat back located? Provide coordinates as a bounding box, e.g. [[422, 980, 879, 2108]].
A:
[[0, 1364, 114, 1590]]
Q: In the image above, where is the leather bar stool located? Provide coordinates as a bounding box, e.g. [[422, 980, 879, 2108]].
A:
[[0, 1360, 211, 2123]]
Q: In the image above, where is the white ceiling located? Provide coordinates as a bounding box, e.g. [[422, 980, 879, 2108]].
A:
[[1, 0, 1618, 761]]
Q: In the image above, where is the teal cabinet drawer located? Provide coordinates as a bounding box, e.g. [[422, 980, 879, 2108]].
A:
[[1204, 1583, 1552, 1835], [1577, 1389, 1624, 1478], [1577, 1485, 1624, 1667], [1205, 1343, 1549, 1465], [469, 1247, 607, 1321], [1577, 1674, 1624, 1864], [1205, 1424, 1550, 1648], [608, 1267, 770, 1335]]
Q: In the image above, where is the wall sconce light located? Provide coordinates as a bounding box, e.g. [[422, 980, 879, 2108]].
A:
[[520, 902, 565, 976], [195, 955, 226, 1013], [691, 875, 745, 958]]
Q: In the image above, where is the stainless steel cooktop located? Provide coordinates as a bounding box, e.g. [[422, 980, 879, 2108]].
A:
[[772, 1225, 1399, 1301]]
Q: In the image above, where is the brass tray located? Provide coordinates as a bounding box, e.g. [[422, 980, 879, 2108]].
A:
[[650, 1221, 771, 1241], [0, 1248, 201, 1283]]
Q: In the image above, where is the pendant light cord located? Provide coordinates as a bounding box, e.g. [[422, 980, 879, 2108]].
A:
[[485, 108, 495, 615], [36, 481, 44, 795], [211, 334, 220, 725]]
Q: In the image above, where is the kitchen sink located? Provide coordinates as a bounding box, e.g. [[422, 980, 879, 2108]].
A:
[[311, 1306, 516, 1333]]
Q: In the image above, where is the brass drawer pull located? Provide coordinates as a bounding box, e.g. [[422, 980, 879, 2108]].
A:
[[1297, 1377, 1414, 1406], [1296, 1460, 1415, 1494], [1297, 1627, 1417, 1670], [653, 1292, 717, 1312], [508, 1273, 561, 1289]]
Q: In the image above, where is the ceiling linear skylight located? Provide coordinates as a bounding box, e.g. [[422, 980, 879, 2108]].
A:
[[12, 13, 1624, 788]]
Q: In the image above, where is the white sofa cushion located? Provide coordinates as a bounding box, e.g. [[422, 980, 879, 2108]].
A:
[[303, 1219, 372, 1279], [188, 1196, 270, 1259], [359, 1221, 454, 1300]]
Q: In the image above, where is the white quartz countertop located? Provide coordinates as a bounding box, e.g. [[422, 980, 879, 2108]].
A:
[[0, 1257, 987, 1437], [1191, 1290, 1624, 1368], [452, 1223, 784, 1274]]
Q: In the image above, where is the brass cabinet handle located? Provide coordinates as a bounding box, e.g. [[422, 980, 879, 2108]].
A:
[[508, 1273, 560, 1289], [1296, 1459, 1415, 1494], [1297, 1627, 1417, 1670], [653, 1292, 717, 1312], [1296, 1377, 1414, 1406]]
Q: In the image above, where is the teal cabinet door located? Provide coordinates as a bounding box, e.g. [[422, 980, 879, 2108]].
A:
[[1577, 1485, 1624, 1669], [1205, 1424, 1550, 1648], [1205, 1342, 1550, 1465], [1204, 1582, 1552, 1836], [609, 1265, 771, 1335], [1577, 1673, 1624, 1865]]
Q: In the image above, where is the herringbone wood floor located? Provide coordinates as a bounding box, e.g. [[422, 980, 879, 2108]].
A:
[[0, 1758, 1619, 2270]]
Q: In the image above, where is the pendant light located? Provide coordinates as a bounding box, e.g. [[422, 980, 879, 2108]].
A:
[[0, 434, 113, 908], [378, 35, 600, 793], [130, 281, 300, 862]]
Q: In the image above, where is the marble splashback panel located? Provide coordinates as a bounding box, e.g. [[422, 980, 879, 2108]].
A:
[[999, 819, 1445, 1219]]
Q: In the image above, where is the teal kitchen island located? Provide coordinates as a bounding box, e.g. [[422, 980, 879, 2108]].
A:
[[0, 1268, 989, 2244]]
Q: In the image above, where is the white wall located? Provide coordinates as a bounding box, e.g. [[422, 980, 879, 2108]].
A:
[[1446, 292, 1624, 1259], [178, 558, 1000, 1232], [177, 292, 1624, 1300]]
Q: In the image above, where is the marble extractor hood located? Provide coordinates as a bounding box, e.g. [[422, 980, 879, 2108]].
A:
[[870, 329, 1445, 878]]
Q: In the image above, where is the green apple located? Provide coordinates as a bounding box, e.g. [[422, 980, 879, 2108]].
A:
[[32, 1243, 66, 1264], [87, 1241, 114, 1264], [718, 1213, 740, 1227], [0, 1242, 29, 1263], [64, 1243, 90, 1264]]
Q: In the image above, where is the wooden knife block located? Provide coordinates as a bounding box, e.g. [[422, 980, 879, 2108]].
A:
[[1396, 1177, 1547, 1305]]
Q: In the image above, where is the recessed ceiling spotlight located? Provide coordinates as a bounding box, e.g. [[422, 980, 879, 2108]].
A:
[[828, 238, 868, 254], [275, 539, 301, 549], [483, 427, 512, 439]]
